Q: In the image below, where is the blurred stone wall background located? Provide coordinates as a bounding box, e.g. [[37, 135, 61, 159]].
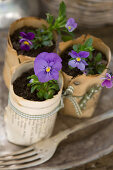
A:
[[40, 0, 113, 28]]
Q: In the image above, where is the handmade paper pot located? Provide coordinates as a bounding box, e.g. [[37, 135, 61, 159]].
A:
[[59, 34, 111, 118], [3, 17, 57, 89], [4, 62, 63, 146]]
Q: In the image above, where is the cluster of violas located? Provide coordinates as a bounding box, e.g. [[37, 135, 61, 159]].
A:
[[19, 18, 77, 51], [19, 18, 113, 89]]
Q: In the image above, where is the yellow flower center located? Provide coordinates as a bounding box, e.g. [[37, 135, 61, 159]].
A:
[[24, 41, 29, 45], [68, 26, 71, 30], [76, 57, 81, 62], [108, 78, 110, 80], [46, 67, 51, 72]]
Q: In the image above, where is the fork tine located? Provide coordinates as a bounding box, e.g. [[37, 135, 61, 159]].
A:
[[0, 154, 41, 166], [0, 146, 33, 158], [0, 158, 45, 170], [0, 150, 37, 161]]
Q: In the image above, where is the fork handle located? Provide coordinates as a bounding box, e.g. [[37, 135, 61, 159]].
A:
[[53, 109, 113, 143]]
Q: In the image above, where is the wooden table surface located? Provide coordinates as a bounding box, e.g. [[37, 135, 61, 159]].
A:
[[1, 25, 113, 170]]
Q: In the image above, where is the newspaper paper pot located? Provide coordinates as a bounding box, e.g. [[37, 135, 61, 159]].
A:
[[3, 17, 58, 89], [4, 62, 63, 146], [59, 35, 111, 118]]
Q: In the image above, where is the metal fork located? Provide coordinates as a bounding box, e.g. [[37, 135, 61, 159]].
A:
[[0, 109, 113, 169]]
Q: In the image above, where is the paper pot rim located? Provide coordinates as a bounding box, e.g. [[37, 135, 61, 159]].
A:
[[10, 61, 63, 108], [7, 17, 58, 61], [59, 34, 111, 80]]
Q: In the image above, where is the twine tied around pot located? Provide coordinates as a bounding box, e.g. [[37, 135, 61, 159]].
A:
[[8, 97, 64, 120], [63, 85, 102, 116], [8, 85, 102, 119]]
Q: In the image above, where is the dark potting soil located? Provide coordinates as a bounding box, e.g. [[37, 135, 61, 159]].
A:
[[60, 46, 107, 77], [10, 26, 56, 58], [13, 69, 59, 101]]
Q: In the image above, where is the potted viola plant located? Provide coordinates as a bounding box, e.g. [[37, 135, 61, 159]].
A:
[[3, 1, 76, 88], [4, 52, 63, 146], [59, 34, 111, 118]]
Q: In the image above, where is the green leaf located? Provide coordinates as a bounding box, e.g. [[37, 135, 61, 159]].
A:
[[28, 30, 36, 34], [77, 44, 82, 51], [88, 52, 93, 60], [27, 76, 31, 80], [42, 32, 53, 41], [84, 46, 94, 52], [49, 84, 59, 91], [44, 91, 53, 99], [31, 85, 38, 93], [49, 80, 57, 84], [35, 84, 42, 91], [96, 64, 106, 74], [59, 1, 66, 17], [47, 32, 53, 39], [33, 43, 42, 49], [27, 75, 39, 81], [44, 92, 50, 100], [88, 70, 95, 75], [37, 90, 44, 100], [28, 75, 59, 100], [42, 40, 53, 46], [84, 38, 93, 47], [95, 53, 102, 62], [43, 82, 48, 89], [27, 83, 31, 87], [61, 35, 73, 41], [68, 32, 75, 38], [42, 35, 49, 41], [30, 45, 34, 49], [69, 65, 74, 69], [44, 90, 54, 99], [73, 45, 78, 51], [46, 13, 54, 24]]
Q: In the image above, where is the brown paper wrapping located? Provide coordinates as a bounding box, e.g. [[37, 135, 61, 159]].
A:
[[59, 35, 111, 118], [3, 17, 58, 89]]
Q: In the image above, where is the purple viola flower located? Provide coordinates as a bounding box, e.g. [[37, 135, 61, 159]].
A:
[[19, 32, 35, 51], [34, 52, 62, 83], [68, 50, 89, 71], [20, 32, 35, 40], [29, 79, 34, 83], [101, 73, 113, 88], [65, 18, 77, 32], [19, 38, 32, 51]]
